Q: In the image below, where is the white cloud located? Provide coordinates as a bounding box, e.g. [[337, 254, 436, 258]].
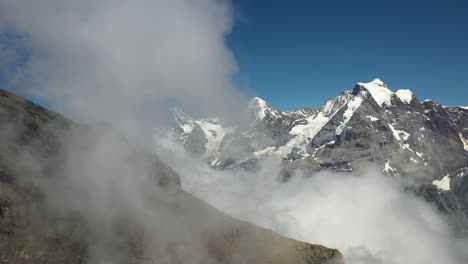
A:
[[155, 138, 468, 264], [0, 0, 245, 135]]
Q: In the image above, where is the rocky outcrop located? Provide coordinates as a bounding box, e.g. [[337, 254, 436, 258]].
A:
[[0, 89, 342, 264]]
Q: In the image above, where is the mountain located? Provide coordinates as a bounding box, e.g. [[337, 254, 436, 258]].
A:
[[0, 89, 342, 264], [169, 78, 468, 230]]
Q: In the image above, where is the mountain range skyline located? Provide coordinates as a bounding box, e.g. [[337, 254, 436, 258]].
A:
[[175, 77, 467, 119]]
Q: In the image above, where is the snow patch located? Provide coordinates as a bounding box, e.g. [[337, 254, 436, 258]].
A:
[[388, 124, 410, 141], [383, 161, 394, 173], [402, 143, 415, 153], [280, 111, 336, 157], [366, 115, 379, 121], [459, 133, 468, 151], [395, 89, 414, 104], [336, 97, 363, 135], [312, 140, 336, 159], [180, 124, 194, 134], [432, 175, 451, 191]]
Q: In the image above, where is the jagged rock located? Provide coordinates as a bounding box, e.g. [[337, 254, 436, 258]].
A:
[[184, 125, 208, 154]]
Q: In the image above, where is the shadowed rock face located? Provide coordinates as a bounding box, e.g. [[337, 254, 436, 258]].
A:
[[0, 89, 342, 264]]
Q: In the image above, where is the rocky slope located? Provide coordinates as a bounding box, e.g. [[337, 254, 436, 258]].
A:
[[170, 78, 468, 230], [0, 89, 342, 264]]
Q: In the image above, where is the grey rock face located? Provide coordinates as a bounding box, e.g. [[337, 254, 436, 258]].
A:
[[184, 125, 208, 154]]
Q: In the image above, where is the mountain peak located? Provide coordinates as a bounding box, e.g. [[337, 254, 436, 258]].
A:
[[371, 78, 385, 85], [356, 78, 388, 88], [356, 78, 394, 107], [395, 89, 415, 104], [249, 97, 269, 109], [251, 96, 265, 102], [248, 97, 269, 120]]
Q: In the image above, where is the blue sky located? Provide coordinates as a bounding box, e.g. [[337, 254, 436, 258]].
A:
[[1, 0, 466, 113], [228, 0, 468, 110]]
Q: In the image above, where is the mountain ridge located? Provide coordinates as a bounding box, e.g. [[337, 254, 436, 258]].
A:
[[169, 78, 468, 230]]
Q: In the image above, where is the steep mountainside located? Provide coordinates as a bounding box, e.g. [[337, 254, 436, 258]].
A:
[[0, 89, 342, 264], [170, 78, 468, 229]]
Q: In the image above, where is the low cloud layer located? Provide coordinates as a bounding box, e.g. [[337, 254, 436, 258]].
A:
[[155, 138, 468, 264]]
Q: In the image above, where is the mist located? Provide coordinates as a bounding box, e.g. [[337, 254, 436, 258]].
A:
[[155, 137, 468, 264], [0, 0, 246, 135], [0, 0, 251, 263]]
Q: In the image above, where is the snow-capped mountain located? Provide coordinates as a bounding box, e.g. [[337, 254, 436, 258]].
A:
[[170, 107, 233, 157], [169, 78, 468, 228]]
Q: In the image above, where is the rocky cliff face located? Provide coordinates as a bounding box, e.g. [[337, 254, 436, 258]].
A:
[[169, 78, 468, 230], [0, 89, 342, 264]]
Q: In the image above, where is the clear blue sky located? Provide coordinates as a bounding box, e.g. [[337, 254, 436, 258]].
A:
[[228, 0, 468, 110]]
